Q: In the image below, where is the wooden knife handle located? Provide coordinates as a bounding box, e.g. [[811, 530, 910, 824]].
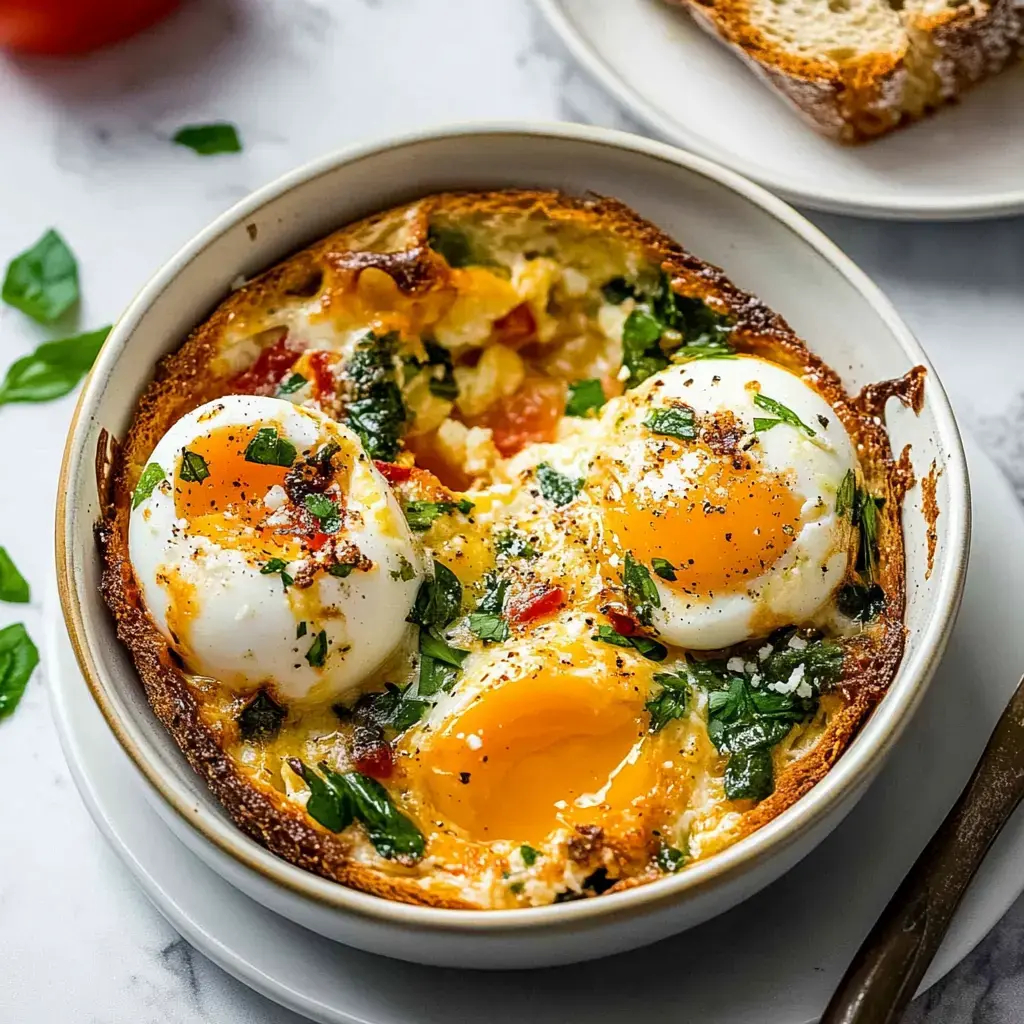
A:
[[821, 674, 1024, 1024]]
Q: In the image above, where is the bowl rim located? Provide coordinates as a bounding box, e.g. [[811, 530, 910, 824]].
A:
[[56, 120, 971, 933]]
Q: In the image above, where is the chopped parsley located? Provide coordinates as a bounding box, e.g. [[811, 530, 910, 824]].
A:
[[651, 557, 677, 582], [427, 225, 475, 268], [390, 556, 416, 581], [245, 426, 297, 467], [469, 574, 510, 643], [656, 845, 685, 873], [592, 624, 667, 662], [2, 229, 78, 323], [408, 561, 467, 698], [352, 682, 433, 735], [520, 844, 540, 867], [0, 623, 38, 719], [408, 561, 463, 632], [328, 562, 358, 579], [645, 405, 697, 441], [403, 498, 474, 532], [622, 552, 660, 626], [495, 529, 537, 560], [565, 378, 606, 418], [172, 122, 242, 155], [131, 462, 166, 509], [0, 326, 110, 406], [237, 689, 286, 741], [536, 463, 582, 507], [277, 373, 308, 396], [645, 670, 691, 732], [835, 469, 856, 518], [178, 449, 209, 483], [344, 332, 407, 461], [304, 492, 341, 534], [752, 394, 817, 438], [0, 547, 30, 603], [305, 629, 329, 668], [260, 557, 294, 589]]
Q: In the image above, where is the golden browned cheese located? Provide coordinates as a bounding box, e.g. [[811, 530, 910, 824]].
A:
[[99, 190, 915, 909]]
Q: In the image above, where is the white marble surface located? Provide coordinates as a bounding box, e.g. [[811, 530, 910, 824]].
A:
[[0, 1, 1022, 1021]]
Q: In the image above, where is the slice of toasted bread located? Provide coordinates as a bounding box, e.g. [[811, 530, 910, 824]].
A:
[[665, 0, 1023, 142]]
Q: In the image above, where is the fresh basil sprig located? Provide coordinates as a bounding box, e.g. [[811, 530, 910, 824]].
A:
[[173, 122, 243, 155], [0, 547, 30, 603], [2, 229, 78, 323], [0, 327, 110, 407], [0, 623, 39, 719]]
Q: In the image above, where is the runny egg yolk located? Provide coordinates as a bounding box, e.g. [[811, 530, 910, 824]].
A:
[[409, 655, 656, 846], [605, 453, 803, 595], [172, 422, 300, 562]]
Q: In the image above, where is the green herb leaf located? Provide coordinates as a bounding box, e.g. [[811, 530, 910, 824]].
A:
[[835, 469, 856, 518], [672, 343, 735, 362], [656, 845, 685, 873], [277, 373, 308, 396], [520, 844, 540, 867], [752, 394, 816, 438], [305, 629, 328, 668], [536, 463, 582, 507], [260, 557, 293, 589], [421, 341, 458, 400], [173, 122, 242, 155], [408, 561, 463, 630], [403, 498, 474, 532], [356, 682, 432, 734], [237, 689, 286, 741], [390, 556, 416, 582], [0, 326, 109, 406], [0, 547, 30, 603], [427, 226, 475, 268], [469, 612, 510, 643], [419, 629, 469, 669], [2, 229, 78, 323], [724, 748, 775, 802], [837, 581, 886, 622], [288, 759, 354, 834], [245, 427, 296, 467], [855, 489, 884, 578], [591, 624, 667, 662], [565, 379, 606, 418], [495, 529, 537, 560], [131, 462, 166, 509], [297, 621, 307, 638], [622, 309, 667, 388], [601, 277, 635, 305], [645, 405, 697, 441], [328, 562, 358, 579], [344, 333, 407, 461], [622, 552, 661, 626], [651, 557, 677, 582], [646, 670, 691, 732], [304, 492, 341, 534], [179, 449, 209, 483], [0, 622, 38, 719]]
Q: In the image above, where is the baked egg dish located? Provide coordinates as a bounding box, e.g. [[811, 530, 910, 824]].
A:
[[99, 190, 919, 909]]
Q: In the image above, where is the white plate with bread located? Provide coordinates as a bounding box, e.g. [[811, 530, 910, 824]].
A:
[[537, 0, 1024, 220]]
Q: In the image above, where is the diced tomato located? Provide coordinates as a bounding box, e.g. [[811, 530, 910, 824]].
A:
[[230, 335, 300, 395], [308, 531, 331, 552], [373, 460, 413, 484], [468, 375, 567, 458], [492, 303, 537, 349], [508, 584, 566, 626], [353, 742, 394, 780], [606, 609, 637, 636], [308, 350, 338, 402]]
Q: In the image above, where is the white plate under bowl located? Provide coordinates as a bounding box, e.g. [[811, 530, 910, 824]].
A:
[[49, 439, 1022, 1024], [536, 0, 1024, 220]]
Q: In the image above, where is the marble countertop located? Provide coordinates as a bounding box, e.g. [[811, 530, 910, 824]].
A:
[[1, 1, 1022, 1021]]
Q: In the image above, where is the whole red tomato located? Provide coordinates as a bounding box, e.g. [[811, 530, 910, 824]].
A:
[[0, 0, 180, 56]]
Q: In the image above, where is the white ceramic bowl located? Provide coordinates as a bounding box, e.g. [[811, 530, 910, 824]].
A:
[[57, 123, 970, 970]]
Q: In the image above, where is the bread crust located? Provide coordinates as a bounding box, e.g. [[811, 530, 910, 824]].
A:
[[668, 0, 1022, 142], [98, 189, 910, 908]]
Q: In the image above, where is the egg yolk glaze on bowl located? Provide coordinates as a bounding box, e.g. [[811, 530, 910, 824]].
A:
[[99, 190, 922, 909]]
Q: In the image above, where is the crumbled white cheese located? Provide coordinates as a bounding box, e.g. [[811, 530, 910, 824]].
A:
[[727, 657, 745, 673], [466, 733, 483, 751], [758, 644, 773, 662], [770, 662, 806, 695], [263, 485, 288, 510], [788, 635, 808, 650]]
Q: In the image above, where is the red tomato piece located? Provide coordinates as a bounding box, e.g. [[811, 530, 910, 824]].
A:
[[469, 376, 567, 458], [606, 610, 637, 636], [229, 335, 301, 395], [353, 742, 394, 780], [373, 461, 413, 484], [308, 350, 337, 402], [492, 303, 537, 349], [308, 531, 331, 552], [508, 585, 566, 626]]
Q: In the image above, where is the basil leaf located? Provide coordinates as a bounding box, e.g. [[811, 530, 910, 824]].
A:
[[277, 373, 307, 395], [245, 427, 296, 467], [645, 405, 697, 441], [403, 498, 474, 532], [622, 552, 660, 626], [303, 492, 341, 534], [835, 469, 855, 518], [328, 562, 357, 579], [305, 629, 328, 667], [646, 670, 691, 732], [173, 122, 242, 155], [837, 581, 886, 622], [427, 225, 474, 268], [469, 612, 509, 643], [288, 759, 354, 834], [419, 629, 469, 669], [2, 229, 78, 323], [565, 379, 606, 418], [536, 463, 582, 507], [656, 845, 685, 873], [651, 557, 676, 582], [179, 449, 209, 483], [591, 624, 667, 662], [131, 462, 166, 509], [0, 326, 109, 406], [326, 767, 426, 862], [237, 689, 286, 741], [520, 844, 540, 867], [0, 547, 30, 603], [752, 394, 816, 438], [356, 682, 432, 734], [260, 558, 293, 589], [344, 332, 407, 462], [0, 623, 39, 719], [408, 561, 463, 630]]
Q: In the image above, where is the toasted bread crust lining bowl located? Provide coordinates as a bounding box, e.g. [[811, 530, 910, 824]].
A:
[[57, 124, 969, 935]]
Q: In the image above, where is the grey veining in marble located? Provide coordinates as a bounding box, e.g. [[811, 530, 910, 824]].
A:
[[1, 1, 1022, 1021]]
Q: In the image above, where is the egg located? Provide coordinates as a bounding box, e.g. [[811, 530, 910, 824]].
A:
[[128, 395, 423, 705], [588, 356, 855, 649]]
